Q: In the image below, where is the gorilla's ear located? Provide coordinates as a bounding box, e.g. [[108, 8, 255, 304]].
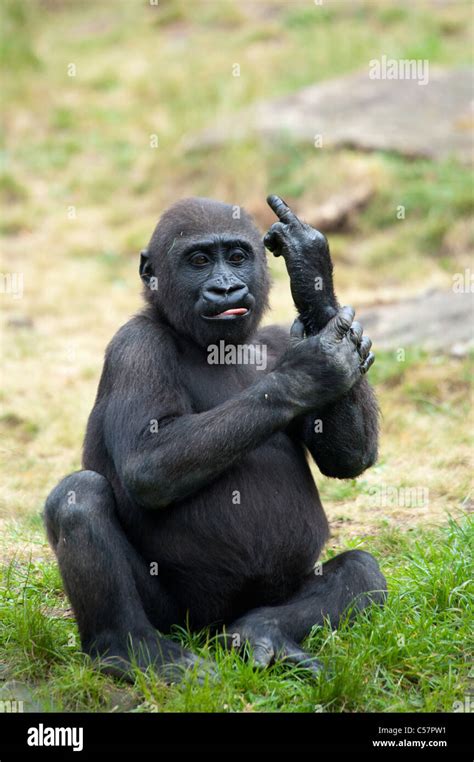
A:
[[139, 249, 153, 286]]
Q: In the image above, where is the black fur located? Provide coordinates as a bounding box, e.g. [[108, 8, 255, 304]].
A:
[[44, 197, 385, 681]]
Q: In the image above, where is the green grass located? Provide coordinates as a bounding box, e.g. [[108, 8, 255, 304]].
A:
[[1, 518, 472, 712]]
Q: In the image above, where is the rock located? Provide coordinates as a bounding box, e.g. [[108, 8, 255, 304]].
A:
[[296, 182, 374, 232], [450, 342, 471, 358], [7, 316, 34, 329], [188, 68, 473, 164], [0, 680, 43, 713], [359, 289, 474, 351]]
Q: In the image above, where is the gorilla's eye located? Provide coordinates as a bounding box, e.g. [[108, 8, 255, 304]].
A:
[[189, 252, 210, 267], [228, 249, 247, 264]]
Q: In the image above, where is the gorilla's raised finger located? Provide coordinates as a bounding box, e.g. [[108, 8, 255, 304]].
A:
[[266, 194, 300, 226], [359, 335, 372, 361], [290, 317, 305, 339], [349, 321, 363, 346], [360, 351, 375, 374]]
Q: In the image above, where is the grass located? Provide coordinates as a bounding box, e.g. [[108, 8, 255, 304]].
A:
[[1, 0, 473, 713], [0, 518, 472, 712]]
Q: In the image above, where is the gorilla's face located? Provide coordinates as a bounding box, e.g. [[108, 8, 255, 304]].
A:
[[140, 198, 270, 346], [179, 234, 260, 345]]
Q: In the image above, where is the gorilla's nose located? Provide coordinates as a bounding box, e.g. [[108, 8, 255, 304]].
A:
[[202, 282, 249, 306]]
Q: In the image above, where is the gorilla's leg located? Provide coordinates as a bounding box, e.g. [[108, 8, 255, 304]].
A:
[[44, 470, 208, 683], [225, 550, 387, 673]]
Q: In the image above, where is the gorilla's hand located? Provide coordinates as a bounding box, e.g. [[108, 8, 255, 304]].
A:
[[264, 194, 338, 332], [273, 306, 374, 412]]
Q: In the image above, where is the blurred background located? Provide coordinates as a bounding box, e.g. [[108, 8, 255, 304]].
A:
[[1, 0, 472, 544]]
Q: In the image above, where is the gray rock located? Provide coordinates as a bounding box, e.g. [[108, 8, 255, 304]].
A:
[[189, 68, 473, 163], [360, 289, 473, 351], [7, 316, 34, 329], [0, 680, 43, 713]]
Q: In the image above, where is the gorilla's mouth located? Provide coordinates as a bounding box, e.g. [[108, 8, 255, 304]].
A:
[[202, 307, 250, 321]]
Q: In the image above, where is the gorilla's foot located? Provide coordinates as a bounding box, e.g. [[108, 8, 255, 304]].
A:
[[221, 550, 386, 678], [221, 614, 323, 677], [85, 628, 216, 685]]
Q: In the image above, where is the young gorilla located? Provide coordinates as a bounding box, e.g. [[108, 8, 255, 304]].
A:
[[44, 195, 386, 681]]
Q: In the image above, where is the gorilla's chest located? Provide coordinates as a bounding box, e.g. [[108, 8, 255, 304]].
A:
[[182, 359, 262, 411]]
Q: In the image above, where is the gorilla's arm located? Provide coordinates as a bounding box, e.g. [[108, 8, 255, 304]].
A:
[[264, 196, 379, 478], [259, 324, 378, 479], [90, 311, 363, 510], [293, 378, 379, 479]]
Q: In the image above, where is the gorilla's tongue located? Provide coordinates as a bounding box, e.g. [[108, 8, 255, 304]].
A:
[[216, 307, 248, 317]]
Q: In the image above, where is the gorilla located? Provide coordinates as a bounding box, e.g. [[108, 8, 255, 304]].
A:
[[44, 195, 386, 681]]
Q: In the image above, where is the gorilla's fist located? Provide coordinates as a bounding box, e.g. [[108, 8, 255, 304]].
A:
[[274, 306, 375, 413]]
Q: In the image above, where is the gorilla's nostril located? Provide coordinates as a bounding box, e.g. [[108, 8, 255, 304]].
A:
[[203, 283, 248, 303]]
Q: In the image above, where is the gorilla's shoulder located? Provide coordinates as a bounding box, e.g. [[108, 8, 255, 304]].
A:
[[104, 311, 175, 372], [255, 324, 291, 352]]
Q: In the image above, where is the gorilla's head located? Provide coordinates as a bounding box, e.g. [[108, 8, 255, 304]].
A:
[[140, 197, 270, 346]]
